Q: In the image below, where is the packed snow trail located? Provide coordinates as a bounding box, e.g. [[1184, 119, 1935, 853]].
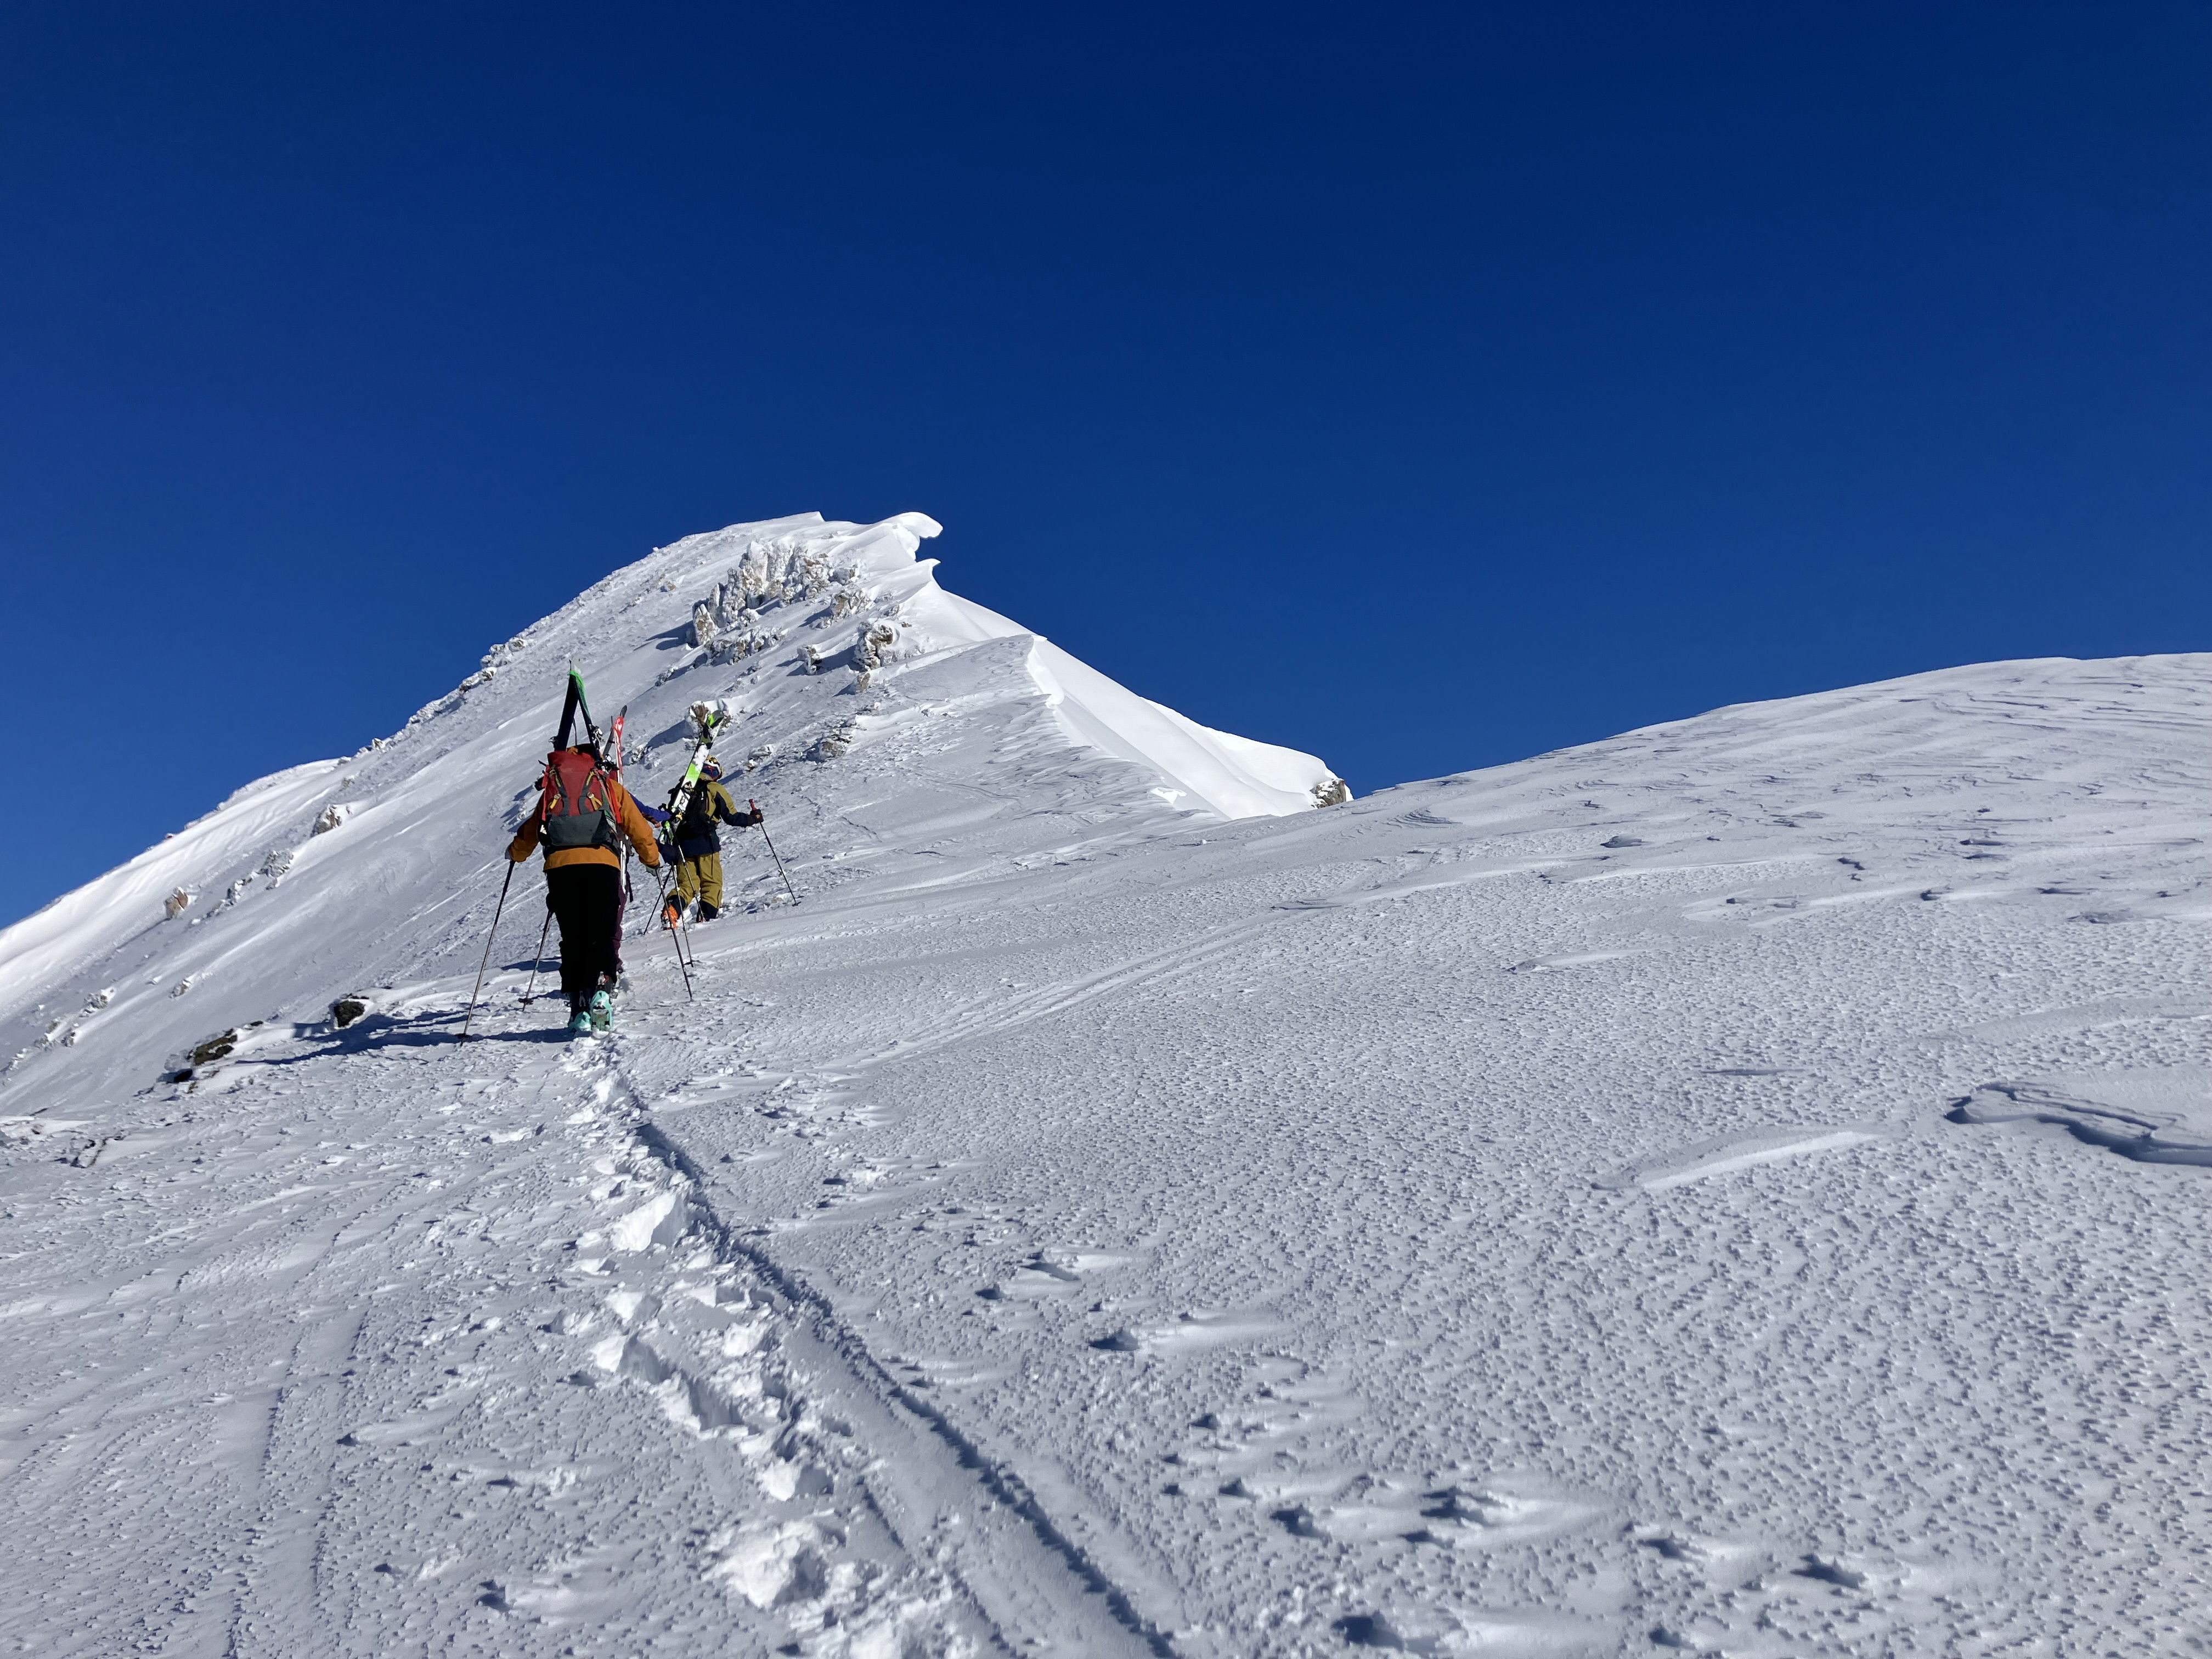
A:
[[0, 966, 1160, 1655], [0, 506, 2204, 1655]]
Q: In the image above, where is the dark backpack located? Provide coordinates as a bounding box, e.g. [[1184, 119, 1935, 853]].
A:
[[539, 750, 619, 853], [679, 782, 719, 839]]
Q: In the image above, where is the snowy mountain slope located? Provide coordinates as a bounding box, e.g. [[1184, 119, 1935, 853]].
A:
[[0, 759, 346, 1031], [0, 534, 2203, 1656], [0, 511, 1336, 1085]]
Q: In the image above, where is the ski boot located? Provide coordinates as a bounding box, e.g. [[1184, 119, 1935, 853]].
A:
[[697, 901, 719, 922], [662, 896, 685, 929], [567, 1006, 594, 1037], [589, 985, 614, 1033]]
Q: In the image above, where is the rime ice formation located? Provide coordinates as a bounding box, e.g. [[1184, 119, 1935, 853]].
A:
[[0, 514, 2204, 1657]]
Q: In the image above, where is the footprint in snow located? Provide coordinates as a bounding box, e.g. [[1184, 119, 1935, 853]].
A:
[[979, 1248, 1133, 1304], [1164, 1358, 1362, 1499], [1633, 1525, 1769, 1583], [1088, 1307, 1280, 1355], [1262, 1474, 1610, 1551]]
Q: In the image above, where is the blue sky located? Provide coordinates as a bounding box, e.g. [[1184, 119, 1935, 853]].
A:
[[3, 2, 2207, 927]]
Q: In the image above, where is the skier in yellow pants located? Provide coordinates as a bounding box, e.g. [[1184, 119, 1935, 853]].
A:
[[663, 758, 760, 924]]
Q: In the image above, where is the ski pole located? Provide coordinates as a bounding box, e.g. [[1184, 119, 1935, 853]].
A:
[[650, 857, 695, 1000], [667, 867, 697, 992], [669, 911, 695, 998], [673, 913, 697, 998], [520, 905, 554, 1005], [752, 800, 800, 905], [460, 857, 517, 1042], [617, 840, 633, 988]]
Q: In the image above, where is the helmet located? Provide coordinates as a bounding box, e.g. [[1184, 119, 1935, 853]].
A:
[[701, 757, 722, 780]]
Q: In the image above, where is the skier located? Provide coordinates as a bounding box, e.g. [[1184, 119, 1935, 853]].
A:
[[507, 742, 663, 1035], [663, 758, 760, 924]]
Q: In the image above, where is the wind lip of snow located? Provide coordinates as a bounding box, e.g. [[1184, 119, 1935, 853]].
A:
[[907, 583, 1334, 819], [656, 510, 939, 590], [1025, 638, 1330, 820]]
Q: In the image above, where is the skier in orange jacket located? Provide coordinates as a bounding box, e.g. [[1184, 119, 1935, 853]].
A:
[[508, 743, 661, 1034]]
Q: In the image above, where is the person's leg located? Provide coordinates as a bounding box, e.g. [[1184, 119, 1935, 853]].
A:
[[698, 852, 723, 917], [612, 867, 628, 980], [545, 867, 592, 1012], [569, 866, 623, 988], [549, 866, 624, 1006], [675, 855, 701, 905], [558, 866, 621, 1029]]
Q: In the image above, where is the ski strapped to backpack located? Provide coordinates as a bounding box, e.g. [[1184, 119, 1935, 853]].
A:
[[538, 669, 621, 853], [661, 703, 730, 832], [553, 665, 602, 754]]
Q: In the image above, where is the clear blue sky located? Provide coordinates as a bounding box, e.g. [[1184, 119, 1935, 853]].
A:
[[3, 2, 2207, 927]]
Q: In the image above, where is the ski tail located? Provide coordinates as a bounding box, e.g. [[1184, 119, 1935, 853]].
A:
[[554, 669, 582, 749], [555, 667, 601, 753]]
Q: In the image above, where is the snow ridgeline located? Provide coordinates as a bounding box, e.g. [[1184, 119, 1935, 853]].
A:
[[647, 511, 1344, 818], [0, 511, 1342, 1075]]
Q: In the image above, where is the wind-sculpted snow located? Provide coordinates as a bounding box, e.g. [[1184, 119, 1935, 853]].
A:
[[0, 524, 2203, 1657], [1948, 1068, 2212, 1166]]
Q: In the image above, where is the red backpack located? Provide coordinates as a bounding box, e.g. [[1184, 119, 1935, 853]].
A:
[[539, 749, 619, 853]]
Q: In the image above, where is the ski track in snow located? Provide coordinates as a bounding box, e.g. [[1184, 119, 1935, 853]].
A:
[[0, 514, 2206, 1656]]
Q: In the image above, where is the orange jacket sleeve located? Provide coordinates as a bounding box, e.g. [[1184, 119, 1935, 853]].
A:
[[613, 783, 662, 868], [507, 812, 541, 863]]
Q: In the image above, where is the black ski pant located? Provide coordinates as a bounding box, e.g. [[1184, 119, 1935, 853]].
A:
[[545, 864, 623, 1003]]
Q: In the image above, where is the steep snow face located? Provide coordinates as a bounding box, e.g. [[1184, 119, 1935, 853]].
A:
[[0, 551, 2202, 1654], [0, 511, 1338, 1079]]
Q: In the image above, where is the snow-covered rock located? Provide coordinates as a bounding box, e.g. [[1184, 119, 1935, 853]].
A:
[[0, 514, 2201, 1657]]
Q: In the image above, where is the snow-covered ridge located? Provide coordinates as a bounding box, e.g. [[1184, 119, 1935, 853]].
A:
[[0, 511, 1338, 1058], [649, 512, 1336, 819], [0, 606, 2203, 1654]]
